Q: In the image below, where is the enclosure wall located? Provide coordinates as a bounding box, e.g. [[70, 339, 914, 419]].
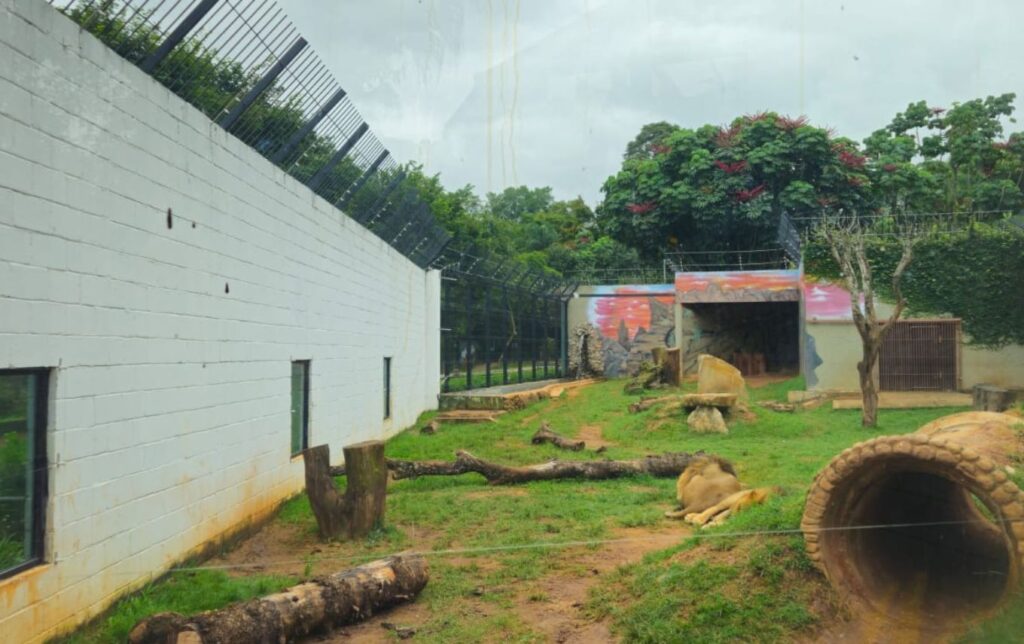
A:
[[805, 320, 1024, 391], [0, 0, 440, 640]]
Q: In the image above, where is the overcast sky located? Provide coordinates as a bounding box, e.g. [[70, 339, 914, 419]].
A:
[[279, 0, 1024, 206]]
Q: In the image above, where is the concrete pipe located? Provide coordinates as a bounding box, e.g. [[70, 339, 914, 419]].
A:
[[802, 412, 1024, 625]]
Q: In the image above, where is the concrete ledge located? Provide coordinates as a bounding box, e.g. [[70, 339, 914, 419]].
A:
[[832, 392, 972, 410]]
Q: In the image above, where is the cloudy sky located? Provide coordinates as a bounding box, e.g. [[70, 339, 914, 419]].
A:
[[280, 0, 1023, 206]]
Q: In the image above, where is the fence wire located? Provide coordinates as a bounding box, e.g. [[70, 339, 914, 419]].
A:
[[53, 0, 448, 268]]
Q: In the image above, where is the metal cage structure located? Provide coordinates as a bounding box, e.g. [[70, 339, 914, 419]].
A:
[[432, 247, 576, 393], [52, 0, 451, 268]]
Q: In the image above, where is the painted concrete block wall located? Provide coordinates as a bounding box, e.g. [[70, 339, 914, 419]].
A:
[[0, 0, 440, 640], [806, 321, 1024, 392]]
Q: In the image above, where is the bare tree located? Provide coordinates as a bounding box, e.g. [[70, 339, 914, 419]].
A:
[[818, 214, 917, 427]]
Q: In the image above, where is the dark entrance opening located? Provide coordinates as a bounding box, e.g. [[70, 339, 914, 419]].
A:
[[682, 302, 800, 375]]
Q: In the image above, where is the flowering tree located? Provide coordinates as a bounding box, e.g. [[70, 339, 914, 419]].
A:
[[599, 113, 875, 259]]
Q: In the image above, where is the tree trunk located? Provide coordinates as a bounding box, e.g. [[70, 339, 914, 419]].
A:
[[304, 442, 387, 540], [663, 348, 682, 386], [858, 341, 880, 428], [127, 554, 429, 644], [329, 451, 707, 485], [531, 421, 585, 451]]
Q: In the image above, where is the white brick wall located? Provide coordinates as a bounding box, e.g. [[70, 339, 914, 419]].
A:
[[0, 0, 441, 640]]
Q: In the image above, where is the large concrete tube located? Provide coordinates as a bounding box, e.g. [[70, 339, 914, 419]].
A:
[[802, 412, 1024, 626]]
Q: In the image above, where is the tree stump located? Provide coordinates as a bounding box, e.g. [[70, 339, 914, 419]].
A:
[[304, 442, 387, 540], [663, 348, 682, 386], [972, 384, 1014, 412]]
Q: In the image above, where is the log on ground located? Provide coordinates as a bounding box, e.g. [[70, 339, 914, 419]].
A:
[[531, 421, 585, 451], [128, 554, 429, 644], [330, 451, 713, 485]]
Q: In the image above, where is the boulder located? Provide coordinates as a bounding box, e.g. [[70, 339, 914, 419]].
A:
[[687, 406, 728, 434], [697, 354, 748, 403]]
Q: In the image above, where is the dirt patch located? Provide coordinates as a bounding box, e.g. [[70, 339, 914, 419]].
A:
[[216, 521, 443, 580], [575, 424, 614, 449], [465, 488, 529, 500], [215, 520, 310, 578], [507, 525, 688, 643]]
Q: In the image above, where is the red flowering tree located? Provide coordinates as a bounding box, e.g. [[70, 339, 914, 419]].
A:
[[599, 113, 875, 258]]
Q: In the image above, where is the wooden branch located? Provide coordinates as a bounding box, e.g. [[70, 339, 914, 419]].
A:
[[628, 395, 676, 413], [332, 451, 711, 485], [531, 421, 585, 451], [128, 555, 429, 644]]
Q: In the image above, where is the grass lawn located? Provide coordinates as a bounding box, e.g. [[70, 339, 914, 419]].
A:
[[58, 378, 1021, 643]]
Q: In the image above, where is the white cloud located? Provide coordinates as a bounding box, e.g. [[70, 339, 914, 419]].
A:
[[281, 0, 1024, 206]]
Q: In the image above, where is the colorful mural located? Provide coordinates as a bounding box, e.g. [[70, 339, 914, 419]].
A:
[[802, 278, 861, 321], [675, 269, 801, 303], [586, 285, 675, 377]]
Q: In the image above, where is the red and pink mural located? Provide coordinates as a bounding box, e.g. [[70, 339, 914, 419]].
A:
[[802, 279, 859, 321], [586, 285, 675, 377], [674, 269, 801, 303]]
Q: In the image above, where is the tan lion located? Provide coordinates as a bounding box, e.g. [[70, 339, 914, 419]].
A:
[[664, 455, 774, 527]]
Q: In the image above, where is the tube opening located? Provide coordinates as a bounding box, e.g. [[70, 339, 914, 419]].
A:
[[824, 467, 1011, 623]]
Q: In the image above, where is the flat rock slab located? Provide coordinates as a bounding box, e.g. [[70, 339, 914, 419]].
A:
[[687, 406, 728, 434], [681, 393, 737, 410]]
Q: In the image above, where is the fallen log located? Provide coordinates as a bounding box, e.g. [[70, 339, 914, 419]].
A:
[[531, 421, 585, 451], [334, 451, 707, 485], [628, 395, 677, 414], [128, 554, 429, 644]]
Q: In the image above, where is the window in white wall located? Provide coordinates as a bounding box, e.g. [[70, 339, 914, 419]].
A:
[[383, 357, 392, 420], [291, 361, 310, 455], [0, 369, 49, 579]]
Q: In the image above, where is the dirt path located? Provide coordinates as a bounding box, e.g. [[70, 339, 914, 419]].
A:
[[506, 526, 684, 643], [215, 520, 687, 643], [312, 525, 685, 643], [575, 424, 614, 450]]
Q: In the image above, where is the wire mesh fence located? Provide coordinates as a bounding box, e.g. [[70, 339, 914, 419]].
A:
[[53, 0, 449, 268], [433, 246, 576, 393]]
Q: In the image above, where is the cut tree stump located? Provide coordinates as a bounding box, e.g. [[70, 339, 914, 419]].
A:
[[973, 384, 1014, 412], [304, 442, 387, 540], [531, 421, 585, 451], [127, 554, 429, 644]]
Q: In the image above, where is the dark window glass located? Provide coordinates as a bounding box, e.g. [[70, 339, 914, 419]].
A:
[[0, 369, 48, 579], [290, 361, 309, 455], [383, 357, 392, 419]]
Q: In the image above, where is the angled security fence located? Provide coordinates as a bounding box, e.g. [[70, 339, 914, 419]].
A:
[[52, 0, 450, 268]]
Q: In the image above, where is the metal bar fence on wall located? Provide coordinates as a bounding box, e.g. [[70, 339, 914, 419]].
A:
[[433, 248, 572, 393], [53, 0, 448, 269]]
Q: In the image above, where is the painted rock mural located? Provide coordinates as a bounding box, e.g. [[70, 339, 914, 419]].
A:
[[587, 286, 675, 377]]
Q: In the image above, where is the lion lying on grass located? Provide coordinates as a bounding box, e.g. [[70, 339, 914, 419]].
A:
[[664, 455, 774, 527]]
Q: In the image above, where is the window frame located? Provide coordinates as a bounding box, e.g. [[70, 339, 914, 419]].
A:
[[290, 360, 310, 456], [383, 357, 392, 420], [0, 368, 49, 581]]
